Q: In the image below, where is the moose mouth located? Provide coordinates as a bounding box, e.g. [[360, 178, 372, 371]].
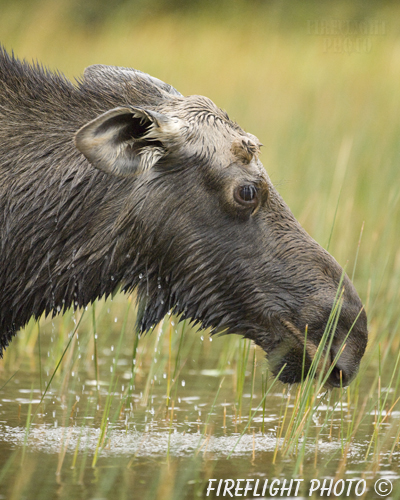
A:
[[266, 318, 354, 388]]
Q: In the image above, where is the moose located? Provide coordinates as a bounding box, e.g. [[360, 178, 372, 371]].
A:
[[0, 48, 367, 386]]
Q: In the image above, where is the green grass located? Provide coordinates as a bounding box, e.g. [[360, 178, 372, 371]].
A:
[[1, 1, 400, 498]]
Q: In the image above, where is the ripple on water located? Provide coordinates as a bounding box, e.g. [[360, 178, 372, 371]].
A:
[[0, 423, 368, 459]]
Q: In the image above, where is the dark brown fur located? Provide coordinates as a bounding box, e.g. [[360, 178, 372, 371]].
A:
[[0, 49, 368, 386]]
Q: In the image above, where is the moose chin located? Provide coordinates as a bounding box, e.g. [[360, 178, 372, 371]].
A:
[[0, 48, 367, 386]]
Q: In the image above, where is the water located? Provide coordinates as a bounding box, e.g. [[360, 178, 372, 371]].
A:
[[0, 303, 399, 499]]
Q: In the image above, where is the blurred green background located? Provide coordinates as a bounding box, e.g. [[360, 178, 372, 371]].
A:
[[1, 1, 400, 498]]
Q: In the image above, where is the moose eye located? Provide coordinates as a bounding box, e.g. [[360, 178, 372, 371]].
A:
[[234, 185, 259, 206]]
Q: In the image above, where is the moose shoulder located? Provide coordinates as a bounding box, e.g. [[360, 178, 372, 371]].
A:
[[0, 49, 367, 386]]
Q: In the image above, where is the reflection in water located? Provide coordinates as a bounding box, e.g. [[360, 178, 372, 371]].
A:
[[0, 308, 400, 500]]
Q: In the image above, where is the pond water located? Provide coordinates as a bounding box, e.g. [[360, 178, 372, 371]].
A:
[[0, 301, 399, 499]]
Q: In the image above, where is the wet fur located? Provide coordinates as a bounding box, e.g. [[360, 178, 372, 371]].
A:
[[0, 49, 367, 386]]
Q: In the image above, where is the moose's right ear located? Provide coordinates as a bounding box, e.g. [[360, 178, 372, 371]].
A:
[[74, 107, 185, 177]]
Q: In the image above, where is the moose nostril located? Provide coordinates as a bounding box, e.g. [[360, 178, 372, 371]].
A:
[[328, 365, 349, 388]]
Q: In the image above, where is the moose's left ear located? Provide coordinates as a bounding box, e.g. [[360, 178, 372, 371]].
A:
[[83, 64, 183, 97], [74, 107, 186, 177]]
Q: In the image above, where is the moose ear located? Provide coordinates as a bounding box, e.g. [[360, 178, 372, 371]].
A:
[[83, 64, 182, 97], [74, 107, 185, 177]]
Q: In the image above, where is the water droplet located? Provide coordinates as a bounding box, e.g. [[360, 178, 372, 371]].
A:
[[114, 317, 118, 323], [181, 380, 185, 387]]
